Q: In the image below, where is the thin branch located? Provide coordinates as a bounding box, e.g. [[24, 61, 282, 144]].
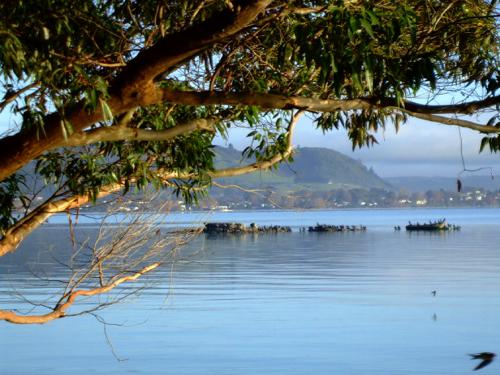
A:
[[401, 110, 500, 134], [0, 82, 39, 111], [288, 6, 328, 15], [48, 50, 127, 68], [102, 318, 129, 362], [212, 181, 266, 193], [189, 0, 210, 25], [457, 127, 494, 178], [0, 262, 160, 324], [203, 110, 303, 179]]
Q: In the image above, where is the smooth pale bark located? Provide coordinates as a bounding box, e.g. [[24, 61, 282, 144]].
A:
[[63, 118, 215, 146], [0, 186, 121, 257], [398, 110, 498, 133], [0, 263, 160, 324], [158, 89, 500, 132]]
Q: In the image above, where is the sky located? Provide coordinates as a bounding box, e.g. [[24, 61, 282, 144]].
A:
[[1, 106, 498, 179], [218, 115, 500, 178]]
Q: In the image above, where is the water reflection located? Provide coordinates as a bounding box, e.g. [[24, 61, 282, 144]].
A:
[[1, 209, 500, 374]]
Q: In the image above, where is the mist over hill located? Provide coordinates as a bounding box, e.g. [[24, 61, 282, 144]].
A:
[[386, 175, 500, 193]]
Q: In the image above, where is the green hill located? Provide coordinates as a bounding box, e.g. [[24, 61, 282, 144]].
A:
[[214, 146, 392, 191]]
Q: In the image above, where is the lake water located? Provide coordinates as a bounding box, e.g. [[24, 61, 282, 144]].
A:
[[1, 208, 500, 374]]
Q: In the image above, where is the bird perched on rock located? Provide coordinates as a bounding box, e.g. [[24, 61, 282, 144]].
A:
[[469, 352, 496, 371]]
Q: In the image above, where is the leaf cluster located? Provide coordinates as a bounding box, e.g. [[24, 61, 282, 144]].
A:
[[34, 102, 217, 202], [0, 174, 28, 234], [207, 0, 497, 146]]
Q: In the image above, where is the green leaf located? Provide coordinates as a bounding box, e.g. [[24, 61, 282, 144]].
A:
[[480, 137, 489, 152], [100, 99, 113, 122], [59, 120, 73, 139], [360, 19, 374, 39], [365, 9, 379, 25], [42, 26, 50, 40], [365, 68, 373, 93]]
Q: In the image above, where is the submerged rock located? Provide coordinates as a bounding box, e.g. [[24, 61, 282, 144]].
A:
[[307, 224, 367, 232], [204, 222, 291, 234]]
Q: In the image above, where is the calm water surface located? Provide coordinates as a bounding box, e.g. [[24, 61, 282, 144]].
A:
[[1, 208, 500, 374]]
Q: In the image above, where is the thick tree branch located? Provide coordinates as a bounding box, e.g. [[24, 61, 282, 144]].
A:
[[63, 118, 215, 147], [0, 99, 123, 183], [158, 89, 500, 115], [0, 262, 159, 324], [157, 89, 500, 132], [0, 186, 122, 257], [113, 0, 272, 96], [160, 88, 373, 110], [389, 96, 500, 115], [0, 1, 271, 182]]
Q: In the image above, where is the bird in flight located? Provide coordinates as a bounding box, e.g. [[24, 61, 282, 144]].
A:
[[469, 352, 496, 371]]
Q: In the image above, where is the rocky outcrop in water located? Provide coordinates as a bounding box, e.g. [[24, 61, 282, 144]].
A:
[[307, 224, 367, 232], [204, 222, 367, 234], [204, 222, 291, 234]]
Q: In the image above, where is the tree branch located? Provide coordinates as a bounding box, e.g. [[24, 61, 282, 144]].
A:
[[389, 96, 500, 115], [0, 262, 160, 324], [159, 88, 500, 115], [201, 110, 302, 179], [157, 89, 500, 132], [0, 1, 271, 182], [0, 82, 39, 112], [63, 118, 215, 147], [400, 110, 499, 133], [0, 185, 122, 257], [159, 88, 373, 111], [113, 0, 273, 98], [0, 112, 300, 256]]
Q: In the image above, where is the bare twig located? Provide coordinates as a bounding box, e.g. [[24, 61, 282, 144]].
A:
[[0, 199, 201, 324]]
